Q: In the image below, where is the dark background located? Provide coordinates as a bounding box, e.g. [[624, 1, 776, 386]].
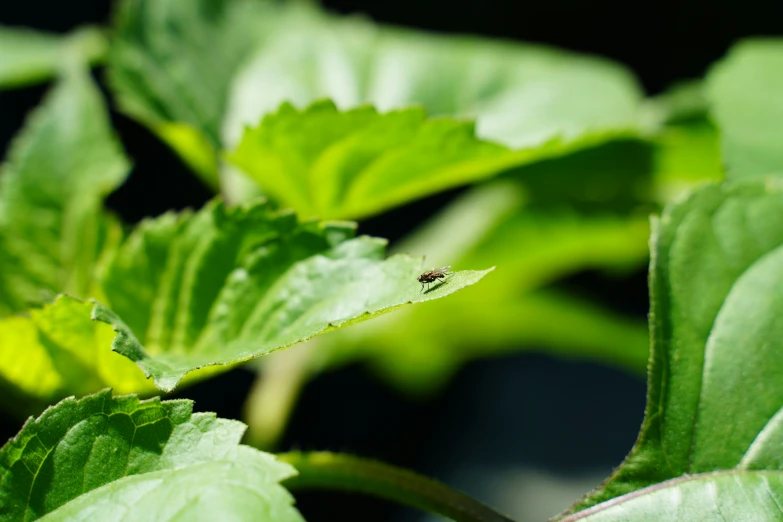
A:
[[0, 1, 779, 520]]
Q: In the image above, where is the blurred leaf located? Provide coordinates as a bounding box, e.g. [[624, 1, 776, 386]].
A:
[[325, 290, 650, 395], [636, 81, 724, 202], [0, 390, 303, 522], [107, 0, 645, 200], [707, 39, 783, 178], [221, 2, 647, 204], [404, 182, 652, 293], [90, 198, 492, 392], [0, 26, 106, 89], [0, 63, 129, 316], [108, 0, 276, 188], [224, 2, 644, 150], [651, 119, 723, 203], [562, 471, 783, 521], [495, 139, 655, 214], [229, 100, 518, 219], [644, 80, 709, 124], [566, 179, 783, 515], [0, 296, 154, 413]]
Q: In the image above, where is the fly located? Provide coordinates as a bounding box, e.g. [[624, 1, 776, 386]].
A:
[[417, 265, 452, 292]]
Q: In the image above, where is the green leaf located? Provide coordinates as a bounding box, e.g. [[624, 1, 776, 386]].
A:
[[707, 39, 783, 178], [0, 296, 154, 412], [224, 2, 644, 150], [241, 177, 651, 447], [0, 26, 106, 89], [229, 101, 517, 219], [0, 390, 303, 522], [565, 178, 783, 515], [108, 0, 645, 201], [0, 63, 129, 316], [561, 471, 783, 521], [90, 198, 492, 392], [107, 0, 276, 188]]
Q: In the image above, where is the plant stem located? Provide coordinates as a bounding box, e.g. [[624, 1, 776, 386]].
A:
[[277, 451, 518, 522], [242, 345, 315, 449]]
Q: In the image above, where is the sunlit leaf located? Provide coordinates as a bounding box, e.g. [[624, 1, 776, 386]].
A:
[[89, 198, 492, 392], [0, 296, 154, 414], [0, 390, 303, 522], [229, 100, 518, 219], [564, 178, 783, 516]]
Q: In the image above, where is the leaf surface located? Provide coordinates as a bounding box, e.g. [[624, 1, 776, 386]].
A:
[[229, 101, 517, 219], [0, 390, 302, 522], [0, 296, 154, 412], [563, 471, 783, 521], [564, 178, 783, 516], [91, 199, 492, 391]]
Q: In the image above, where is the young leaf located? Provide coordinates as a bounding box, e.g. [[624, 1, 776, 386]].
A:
[[229, 101, 516, 219], [563, 178, 783, 516], [0, 26, 106, 89], [707, 39, 783, 178], [0, 63, 129, 316], [90, 198, 493, 392], [107, 0, 276, 187], [0, 390, 303, 522]]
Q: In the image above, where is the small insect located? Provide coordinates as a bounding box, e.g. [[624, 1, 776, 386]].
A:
[[417, 265, 452, 292]]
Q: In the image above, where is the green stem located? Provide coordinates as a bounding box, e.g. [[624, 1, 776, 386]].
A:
[[277, 451, 517, 522], [242, 345, 315, 450]]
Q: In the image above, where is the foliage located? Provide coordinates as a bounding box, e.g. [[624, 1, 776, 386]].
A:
[[91, 198, 492, 392], [0, 390, 303, 522], [0, 61, 128, 316], [559, 178, 783, 519], [546, 41, 783, 519], [107, 0, 646, 203], [2, 0, 782, 520], [229, 100, 512, 220], [0, 67, 490, 407]]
